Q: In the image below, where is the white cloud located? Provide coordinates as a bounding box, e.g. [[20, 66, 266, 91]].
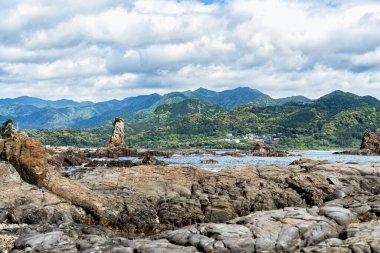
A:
[[1, 0, 380, 101]]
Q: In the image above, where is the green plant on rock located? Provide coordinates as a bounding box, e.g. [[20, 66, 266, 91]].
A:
[[1, 119, 16, 138], [113, 117, 124, 126], [2, 119, 14, 128]]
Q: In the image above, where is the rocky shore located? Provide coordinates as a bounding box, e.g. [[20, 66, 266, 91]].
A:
[[1, 135, 379, 252]]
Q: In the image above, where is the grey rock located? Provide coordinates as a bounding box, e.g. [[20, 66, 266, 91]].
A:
[[319, 206, 357, 226], [14, 231, 64, 250]]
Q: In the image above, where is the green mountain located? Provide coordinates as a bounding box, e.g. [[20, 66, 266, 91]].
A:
[[0, 87, 311, 129], [275, 95, 311, 105], [26, 90, 380, 149], [187, 87, 273, 108], [122, 91, 380, 149], [154, 99, 225, 120], [0, 96, 93, 108]]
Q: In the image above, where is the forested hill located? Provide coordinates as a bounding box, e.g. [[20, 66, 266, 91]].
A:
[[0, 87, 309, 129], [27, 90, 380, 150]]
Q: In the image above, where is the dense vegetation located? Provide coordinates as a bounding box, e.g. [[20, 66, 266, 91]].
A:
[[25, 90, 380, 150]]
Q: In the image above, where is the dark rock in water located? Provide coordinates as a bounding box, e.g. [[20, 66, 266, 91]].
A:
[[108, 117, 126, 148], [219, 151, 243, 157], [142, 155, 166, 165], [248, 143, 292, 157], [46, 147, 89, 167], [138, 150, 174, 158], [255, 142, 269, 153], [201, 159, 219, 164], [85, 159, 139, 168], [175, 149, 216, 156], [251, 149, 291, 157], [289, 158, 328, 166], [86, 146, 128, 159]]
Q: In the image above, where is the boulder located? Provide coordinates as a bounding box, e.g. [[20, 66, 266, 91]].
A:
[[142, 154, 166, 165], [249, 143, 292, 157]]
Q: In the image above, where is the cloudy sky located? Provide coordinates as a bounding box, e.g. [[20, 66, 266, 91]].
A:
[[1, 0, 380, 101]]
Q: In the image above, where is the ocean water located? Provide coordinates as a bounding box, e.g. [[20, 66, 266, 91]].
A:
[[118, 151, 380, 171], [157, 151, 380, 170]]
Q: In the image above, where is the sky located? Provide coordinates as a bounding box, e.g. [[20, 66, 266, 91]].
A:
[[1, 0, 380, 101]]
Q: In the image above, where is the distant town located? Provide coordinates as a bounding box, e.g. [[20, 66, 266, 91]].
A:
[[220, 133, 281, 145]]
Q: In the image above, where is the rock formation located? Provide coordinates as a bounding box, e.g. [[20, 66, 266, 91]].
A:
[[361, 130, 380, 154], [0, 134, 124, 227], [108, 117, 126, 148], [46, 147, 89, 168], [335, 130, 380, 155]]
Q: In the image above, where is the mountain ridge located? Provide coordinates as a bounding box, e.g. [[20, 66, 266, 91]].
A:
[[1, 88, 378, 130]]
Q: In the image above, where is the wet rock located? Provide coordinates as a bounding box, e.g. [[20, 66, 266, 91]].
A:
[[219, 151, 243, 157], [175, 150, 216, 156], [139, 150, 174, 158], [201, 159, 219, 164], [85, 159, 138, 168], [248, 144, 292, 157], [142, 155, 166, 165], [46, 147, 89, 168]]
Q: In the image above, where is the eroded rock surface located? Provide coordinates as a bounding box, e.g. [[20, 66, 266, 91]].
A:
[[303, 220, 380, 252], [59, 159, 380, 236], [0, 134, 128, 229], [6, 207, 377, 253]]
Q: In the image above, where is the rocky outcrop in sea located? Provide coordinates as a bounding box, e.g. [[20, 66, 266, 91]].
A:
[[0, 135, 379, 252], [108, 117, 126, 148], [336, 130, 380, 156]]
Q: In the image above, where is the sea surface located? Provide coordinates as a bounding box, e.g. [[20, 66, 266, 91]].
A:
[[117, 151, 380, 171]]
